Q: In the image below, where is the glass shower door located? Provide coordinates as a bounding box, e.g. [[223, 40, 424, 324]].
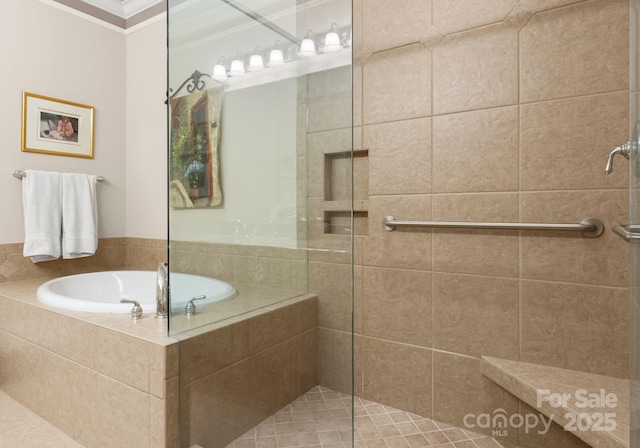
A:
[[631, 1, 639, 445], [167, 0, 354, 447]]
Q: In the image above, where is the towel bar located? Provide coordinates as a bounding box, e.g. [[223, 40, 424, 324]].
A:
[[12, 170, 105, 183], [382, 216, 604, 238]]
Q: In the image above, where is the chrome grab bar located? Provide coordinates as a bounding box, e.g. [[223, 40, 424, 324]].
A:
[[382, 216, 604, 238]]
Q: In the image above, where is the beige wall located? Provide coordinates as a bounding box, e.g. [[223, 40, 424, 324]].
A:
[[126, 18, 168, 240], [316, 1, 629, 447], [1, 0, 168, 246], [0, 0, 128, 244]]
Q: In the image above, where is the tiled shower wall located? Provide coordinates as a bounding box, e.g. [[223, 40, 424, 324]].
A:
[[312, 0, 630, 447]]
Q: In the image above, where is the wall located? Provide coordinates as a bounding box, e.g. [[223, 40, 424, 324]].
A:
[[169, 79, 299, 247], [0, 1, 167, 279], [0, 0, 128, 244], [126, 17, 168, 240], [315, 1, 630, 447]]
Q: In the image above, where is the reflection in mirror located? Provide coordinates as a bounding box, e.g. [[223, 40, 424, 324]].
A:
[[167, 0, 353, 334]]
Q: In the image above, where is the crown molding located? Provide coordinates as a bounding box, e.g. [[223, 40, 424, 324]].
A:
[[73, 0, 163, 19]]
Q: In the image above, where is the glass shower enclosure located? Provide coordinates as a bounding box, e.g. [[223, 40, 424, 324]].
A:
[[167, 0, 353, 446]]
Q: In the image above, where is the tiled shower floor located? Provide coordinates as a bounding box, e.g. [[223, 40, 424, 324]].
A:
[[0, 386, 504, 448], [227, 386, 505, 448]]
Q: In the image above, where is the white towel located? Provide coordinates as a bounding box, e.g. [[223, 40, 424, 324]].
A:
[[22, 170, 63, 263], [61, 173, 98, 259]]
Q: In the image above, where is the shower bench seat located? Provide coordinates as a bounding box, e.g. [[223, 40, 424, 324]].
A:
[[481, 356, 629, 448]]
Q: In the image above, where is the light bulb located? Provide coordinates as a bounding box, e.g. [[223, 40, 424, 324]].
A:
[[268, 49, 284, 66], [323, 24, 342, 53], [298, 31, 317, 58], [249, 54, 265, 71], [212, 64, 227, 82], [229, 59, 245, 76]]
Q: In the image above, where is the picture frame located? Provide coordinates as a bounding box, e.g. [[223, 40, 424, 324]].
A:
[[22, 92, 94, 158]]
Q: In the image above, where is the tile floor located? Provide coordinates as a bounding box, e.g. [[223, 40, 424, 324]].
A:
[[227, 386, 505, 448], [0, 390, 84, 448], [0, 386, 505, 448]]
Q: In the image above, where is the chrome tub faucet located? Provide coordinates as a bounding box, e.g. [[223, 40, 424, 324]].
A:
[[156, 262, 169, 319]]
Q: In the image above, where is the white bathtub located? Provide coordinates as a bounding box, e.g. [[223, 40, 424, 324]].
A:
[[37, 271, 236, 313]]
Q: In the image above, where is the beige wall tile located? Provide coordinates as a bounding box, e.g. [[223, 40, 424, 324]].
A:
[[354, 264, 363, 334], [520, 0, 628, 103], [185, 359, 253, 438], [433, 352, 519, 445], [520, 92, 628, 191], [431, 192, 520, 278], [55, 315, 99, 372], [0, 296, 27, 338], [57, 362, 100, 447], [318, 328, 353, 394], [363, 0, 432, 52], [308, 128, 352, 199], [178, 322, 250, 385], [518, 402, 592, 448], [354, 151, 369, 202], [354, 334, 363, 397], [1, 241, 125, 283], [433, 24, 518, 114], [364, 195, 432, 270], [164, 377, 180, 448], [364, 117, 432, 195], [307, 67, 353, 133], [433, 106, 518, 193], [250, 338, 300, 425], [363, 44, 432, 124], [362, 267, 432, 347], [96, 375, 150, 448], [433, 229, 520, 278], [309, 262, 352, 332], [0, 330, 27, 400], [362, 337, 432, 418], [22, 305, 59, 353], [432, 273, 519, 358], [519, 0, 588, 13], [520, 190, 628, 287], [299, 329, 318, 394], [21, 343, 65, 427], [299, 296, 318, 332], [433, 0, 517, 35], [354, 61, 363, 127], [520, 280, 629, 378], [95, 327, 151, 393], [249, 305, 299, 354]]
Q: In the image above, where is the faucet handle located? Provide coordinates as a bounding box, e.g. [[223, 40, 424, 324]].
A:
[[604, 142, 631, 174], [120, 299, 143, 321], [185, 295, 206, 317]]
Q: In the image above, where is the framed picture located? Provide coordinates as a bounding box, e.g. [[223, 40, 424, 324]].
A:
[[169, 86, 223, 208], [22, 92, 94, 158]]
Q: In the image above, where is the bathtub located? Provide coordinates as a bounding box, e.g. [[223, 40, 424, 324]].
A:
[[37, 270, 236, 313]]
